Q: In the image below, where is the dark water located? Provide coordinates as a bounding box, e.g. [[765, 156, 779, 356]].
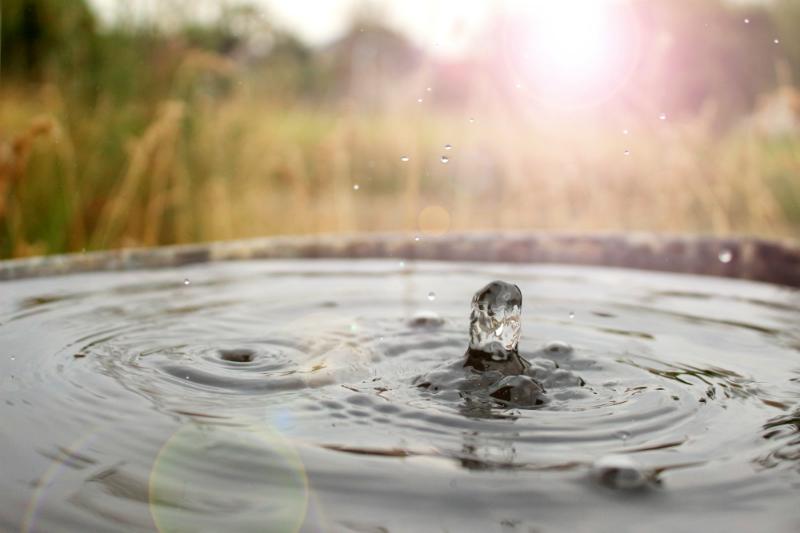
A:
[[1, 260, 799, 532]]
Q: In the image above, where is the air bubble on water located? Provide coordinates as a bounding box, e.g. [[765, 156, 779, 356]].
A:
[[659, 113, 667, 121], [400, 155, 410, 162], [444, 144, 452, 150], [440, 155, 449, 164], [468, 281, 522, 358], [428, 292, 436, 301], [183, 279, 191, 286], [353, 184, 360, 191], [718, 249, 733, 263], [591, 455, 649, 490]]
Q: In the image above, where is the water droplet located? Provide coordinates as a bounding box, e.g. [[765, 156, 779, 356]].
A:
[[352, 184, 360, 191], [444, 144, 452, 150], [622, 129, 629, 135], [440, 155, 449, 164], [428, 292, 436, 301], [774, 38, 781, 44], [569, 311, 575, 319], [623, 149, 630, 156], [400, 155, 409, 162], [414, 236, 421, 242], [185, 376, 191, 380], [399, 260, 406, 268], [183, 279, 191, 286], [426, 87, 432, 92], [718, 250, 733, 263], [659, 113, 667, 121], [616, 430, 631, 441], [468, 118, 475, 123], [10, 356, 15, 361], [515, 82, 522, 89], [417, 98, 424, 103], [408, 310, 445, 328], [744, 18, 750, 24]]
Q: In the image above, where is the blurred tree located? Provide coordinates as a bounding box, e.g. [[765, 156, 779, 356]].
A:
[[1, 0, 99, 84], [626, 0, 780, 119], [773, 0, 800, 85]]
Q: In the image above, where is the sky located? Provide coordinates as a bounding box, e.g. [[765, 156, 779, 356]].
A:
[[86, 0, 492, 56]]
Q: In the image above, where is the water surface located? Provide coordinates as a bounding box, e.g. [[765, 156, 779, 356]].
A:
[[1, 260, 799, 532]]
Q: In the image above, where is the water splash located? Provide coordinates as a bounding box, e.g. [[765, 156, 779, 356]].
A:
[[467, 281, 522, 360]]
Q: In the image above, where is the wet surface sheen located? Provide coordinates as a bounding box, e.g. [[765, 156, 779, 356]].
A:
[[1, 259, 799, 532]]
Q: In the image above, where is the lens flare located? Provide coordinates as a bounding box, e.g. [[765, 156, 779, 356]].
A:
[[149, 423, 308, 533]]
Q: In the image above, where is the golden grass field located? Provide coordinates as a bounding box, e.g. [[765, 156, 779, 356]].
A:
[[2, 68, 800, 259]]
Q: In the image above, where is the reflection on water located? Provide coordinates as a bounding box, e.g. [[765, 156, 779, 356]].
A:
[[0, 260, 799, 532]]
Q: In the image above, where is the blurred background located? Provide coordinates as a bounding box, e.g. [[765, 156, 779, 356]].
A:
[[1, 0, 799, 258]]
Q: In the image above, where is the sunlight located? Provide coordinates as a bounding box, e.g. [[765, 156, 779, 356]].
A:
[[505, 0, 639, 108], [531, 2, 614, 83]]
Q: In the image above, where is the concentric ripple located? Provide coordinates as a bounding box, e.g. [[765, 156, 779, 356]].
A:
[[1, 259, 799, 532]]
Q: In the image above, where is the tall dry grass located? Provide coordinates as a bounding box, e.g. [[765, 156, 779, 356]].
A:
[[1, 60, 799, 258]]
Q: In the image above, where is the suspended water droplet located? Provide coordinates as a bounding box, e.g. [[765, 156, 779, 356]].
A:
[[444, 144, 452, 150], [426, 87, 432, 92], [623, 149, 630, 156], [744, 18, 750, 24], [352, 184, 360, 191], [569, 311, 575, 319], [414, 236, 421, 242], [183, 279, 191, 286], [10, 356, 15, 361], [622, 129, 629, 135], [185, 376, 191, 380], [659, 113, 667, 121], [718, 250, 733, 264], [417, 98, 424, 103], [400, 155, 409, 162], [774, 38, 780, 44], [428, 292, 436, 301], [440, 155, 449, 164], [468, 118, 475, 123]]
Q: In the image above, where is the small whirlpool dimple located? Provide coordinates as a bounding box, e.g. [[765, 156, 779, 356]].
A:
[[1, 260, 799, 532]]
